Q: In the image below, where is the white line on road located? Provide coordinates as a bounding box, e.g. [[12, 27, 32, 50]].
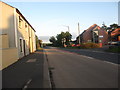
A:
[[80, 50, 118, 55], [92, 51, 105, 53], [23, 79, 32, 90], [103, 61, 118, 66], [80, 55, 94, 59], [91, 50, 119, 55], [58, 50, 95, 59]]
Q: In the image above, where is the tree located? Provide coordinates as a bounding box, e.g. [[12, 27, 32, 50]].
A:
[[107, 23, 118, 41], [56, 32, 65, 46], [101, 22, 107, 31], [36, 35, 40, 49], [39, 40, 43, 47], [107, 23, 118, 32], [49, 36, 56, 46], [64, 31, 72, 46], [110, 23, 118, 30], [49, 31, 72, 47], [56, 31, 72, 47]]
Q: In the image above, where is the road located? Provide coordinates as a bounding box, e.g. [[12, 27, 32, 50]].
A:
[[59, 48, 119, 64], [44, 47, 118, 88]]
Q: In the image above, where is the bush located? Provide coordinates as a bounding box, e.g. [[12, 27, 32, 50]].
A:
[[107, 46, 120, 53], [79, 42, 100, 49]]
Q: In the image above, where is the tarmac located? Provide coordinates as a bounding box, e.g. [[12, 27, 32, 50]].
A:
[[2, 50, 51, 89]]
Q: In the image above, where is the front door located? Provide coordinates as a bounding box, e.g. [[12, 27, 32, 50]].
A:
[[23, 40, 26, 56]]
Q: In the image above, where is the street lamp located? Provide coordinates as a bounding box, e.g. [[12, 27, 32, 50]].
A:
[[62, 25, 70, 32]]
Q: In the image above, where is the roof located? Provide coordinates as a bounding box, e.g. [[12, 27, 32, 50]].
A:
[[86, 24, 98, 31], [111, 28, 120, 36], [16, 9, 36, 32], [1, 1, 36, 32], [0, 1, 15, 8]]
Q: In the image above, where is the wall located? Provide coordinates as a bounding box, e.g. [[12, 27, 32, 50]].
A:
[[16, 11, 36, 58], [98, 28, 108, 45], [31, 28, 36, 52], [0, 2, 18, 70], [0, 34, 18, 70], [0, 34, 9, 48], [0, 1, 36, 70], [79, 24, 108, 45], [16, 12, 30, 58], [1, 48, 18, 70], [1, 1, 16, 47], [82, 24, 97, 43]]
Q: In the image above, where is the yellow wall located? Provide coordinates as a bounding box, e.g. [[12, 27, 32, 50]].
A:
[[0, 34, 9, 48], [16, 12, 36, 57], [0, 2, 2, 31], [0, 34, 18, 70], [16, 13, 29, 58], [0, 1, 36, 70], [0, 48, 18, 70], [1, 1, 16, 48]]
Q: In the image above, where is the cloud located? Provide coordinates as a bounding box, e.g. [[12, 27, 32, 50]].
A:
[[38, 36, 51, 43]]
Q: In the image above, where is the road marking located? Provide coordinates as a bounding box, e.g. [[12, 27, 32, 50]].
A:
[[26, 59, 36, 63], [58, 49, 95, 59], [91, 50, 118, 55], [103, 61, 118, 66], [80, 55, 94, 59], [92, 51, 104, 53], [80, 50, 118, 55], [23, 79, 32, 90]]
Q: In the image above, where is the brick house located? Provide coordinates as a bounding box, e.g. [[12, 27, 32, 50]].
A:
[[111, 27, 120, 41], [77, 24, 108, 45]]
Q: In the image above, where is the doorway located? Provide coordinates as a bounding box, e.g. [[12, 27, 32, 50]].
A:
[[23, 40, 26, 56]]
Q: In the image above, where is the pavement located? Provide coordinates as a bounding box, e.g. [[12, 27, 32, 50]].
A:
[[2, 50, 51, 89]]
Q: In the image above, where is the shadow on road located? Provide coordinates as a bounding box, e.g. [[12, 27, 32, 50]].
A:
[[2, 50, 44, 88]]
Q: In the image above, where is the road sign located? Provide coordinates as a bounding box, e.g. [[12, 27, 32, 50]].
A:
[[99, 35, 103, 38]]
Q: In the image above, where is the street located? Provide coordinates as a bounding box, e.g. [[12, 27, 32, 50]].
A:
[[44, 47, 118, 88], [1, 1, 119, 89]]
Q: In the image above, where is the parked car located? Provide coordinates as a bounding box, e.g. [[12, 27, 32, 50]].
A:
[[109, 41, 120, 49], [108, 41, 118, 45], [114, 41, 120, 46]]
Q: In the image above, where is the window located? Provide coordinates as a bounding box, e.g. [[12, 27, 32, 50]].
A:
[[19, 16, 22, 28], [20, 39, 22, 52], [25, 23, 27, 28]]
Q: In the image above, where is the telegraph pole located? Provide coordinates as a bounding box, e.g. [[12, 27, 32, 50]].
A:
[[62, 25, 70, 32], [78, 22, 80, 44], [67, 26, 70, 32]]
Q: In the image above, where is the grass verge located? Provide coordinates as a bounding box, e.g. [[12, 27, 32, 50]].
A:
[[37, 47, 43, 50], [106, 46, 120, 53]]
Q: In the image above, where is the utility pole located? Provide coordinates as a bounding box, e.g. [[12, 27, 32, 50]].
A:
[[62, 25, 70, 32], [67, 26, 70, 32], [78, 22, 80, 44]]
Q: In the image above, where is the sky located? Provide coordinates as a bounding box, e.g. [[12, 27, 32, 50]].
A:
[[3, 1, 118, 43]]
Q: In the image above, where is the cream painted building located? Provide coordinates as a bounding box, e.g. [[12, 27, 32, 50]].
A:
[[0, 1, 36, 70]]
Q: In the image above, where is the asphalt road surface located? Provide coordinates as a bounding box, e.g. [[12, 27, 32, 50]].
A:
[[59, 48, 119, 64], [44, 47, 118, 88]]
